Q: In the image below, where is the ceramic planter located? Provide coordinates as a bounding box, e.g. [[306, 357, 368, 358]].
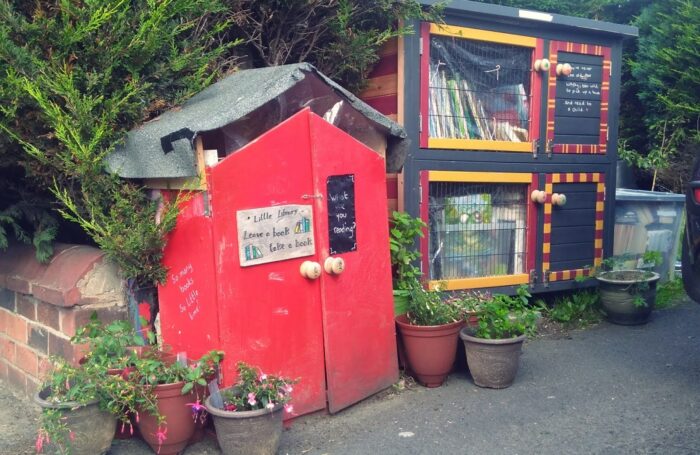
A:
[[136, 381, 197, 455], [395, 315, 462, 387], [35, 389, 116, 455], [204, 393, 283, 455], [596, 270, 660, 325], [460, 328, 526, 389]]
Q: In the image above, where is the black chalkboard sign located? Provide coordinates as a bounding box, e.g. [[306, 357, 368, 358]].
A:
[[554, 52, 604, 144], [327, 174, 357, 255]]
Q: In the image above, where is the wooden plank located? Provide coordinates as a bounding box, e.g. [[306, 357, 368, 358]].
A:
[[363, 94, 397, 116], [359, 74, 398, 99], [397, 33, 405, 126], [554, 134, 600, 145], [429, 23, 536, 48], [428, 273, 529, 291], [378, 38, 397, 57], [551, 242, 596, 262], [554, 117, 600, 136], [556, 80, 602, 100], [551, 209, 596, 227], [550, 259, 594, 271], [428, 171, 532, 183], [558, 51, 604, 66], [555, 99, 601, 118], [550, 226, 596, 245], [428, 138, 531, 152]]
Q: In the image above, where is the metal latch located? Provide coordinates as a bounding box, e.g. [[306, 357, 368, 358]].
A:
[[542, 269, 550, 288], [531, 139, 539, 159], [529, 269, 537, 286], [545, 139, 553, 159]]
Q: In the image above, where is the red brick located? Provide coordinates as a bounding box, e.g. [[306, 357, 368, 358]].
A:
[[0, 288, 14, 311], [15, 344, 38, 376], [0, 308, 8, 335], [6, 364, 26, 392], [0, 335, 15, 362], [5, 313, 27, 343], [36, 301, 60, 331], [0, 359, 8, 382], [28, 324, 48, 354], [60, 306, 125, 337], [15, 294, 36, 320], [47, 333, 88, 364]]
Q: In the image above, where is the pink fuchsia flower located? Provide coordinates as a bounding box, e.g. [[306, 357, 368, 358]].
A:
[[187, 399, 207, 422], [155, 427, 168, 454], [259, 373, 267, 382], [224, 403, 237, 412], [135, 411, 140, 423], [69, 431, 75, 442], [283, 384, 293, 394], [284, 403, 294, 414], [35, 431, 45, 453], [247, 392, 257, 406], [265, 402, 275, 410]]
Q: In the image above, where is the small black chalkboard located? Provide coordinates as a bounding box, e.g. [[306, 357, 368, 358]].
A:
[[554, 52, 604, 144], [327, 174, 357, 255]]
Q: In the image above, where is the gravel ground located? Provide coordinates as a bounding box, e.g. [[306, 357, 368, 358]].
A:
[[3, 299, 700, 455]]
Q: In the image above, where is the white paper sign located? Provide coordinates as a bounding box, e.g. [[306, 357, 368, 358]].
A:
[[237, 204, 315, 267]]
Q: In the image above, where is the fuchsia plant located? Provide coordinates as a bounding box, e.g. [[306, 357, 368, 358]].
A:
[[217, 362, 298, 413]]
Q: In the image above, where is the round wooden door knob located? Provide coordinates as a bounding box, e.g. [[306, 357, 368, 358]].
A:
[[534, 58, 551, 72], [556, 63, 573, 76], [300, 261, 322, 279], [530, 190, 547, 204], [551, 193, 567, 206], [324, 257, 346, 275]]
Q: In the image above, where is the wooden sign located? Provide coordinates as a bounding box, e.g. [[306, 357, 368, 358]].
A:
[[327, 174, 357, 255], [237, 204, 315, 267]]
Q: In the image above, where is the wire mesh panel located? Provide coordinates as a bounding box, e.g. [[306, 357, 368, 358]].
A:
[[428, 182, 528, 281], [428, 35, 532, 142]]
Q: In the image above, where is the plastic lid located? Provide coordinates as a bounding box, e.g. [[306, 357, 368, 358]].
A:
[[615, 188, 685, 202]]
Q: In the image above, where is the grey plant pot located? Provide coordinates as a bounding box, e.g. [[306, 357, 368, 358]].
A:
[[205, 393, 284, 455], [460, 328, 526, 389], [35, 389, 116, 455], [596, 270, 660, 325]]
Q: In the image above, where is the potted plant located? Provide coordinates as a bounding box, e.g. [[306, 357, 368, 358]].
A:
[[395, 285, 463, 387], [204, 361, 297, 455], [389, 211, 427, 315], [34, 358, 119, 455], [121, 346, 224, 455], [459, 285, 539, 389], [593, 252, 662, 325]]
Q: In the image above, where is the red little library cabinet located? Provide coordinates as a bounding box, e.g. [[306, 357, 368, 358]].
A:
[[106, 64, 408, 416]]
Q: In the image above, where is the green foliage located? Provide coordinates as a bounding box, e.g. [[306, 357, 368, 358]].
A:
[[0, 0, 238, 284], [389, 211, 426, 292], [544, 290, 602, 327], [226, 0, 442, 91], [0, 201, 57, 262], [655, 276, 686, 309], [219, 361, 298, 412], [71, 312, 145, 371], [405, 286, 460, 326], [630, 0, 700, 191], [474, 285, 540, 339]]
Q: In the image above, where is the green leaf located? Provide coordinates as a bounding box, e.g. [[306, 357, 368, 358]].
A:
[[181, 382, 193, 394]]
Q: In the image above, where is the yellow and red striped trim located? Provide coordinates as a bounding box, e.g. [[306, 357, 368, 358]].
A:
[[542, 172, 605, 282]]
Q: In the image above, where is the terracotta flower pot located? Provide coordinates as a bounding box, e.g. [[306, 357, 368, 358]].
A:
[[35, 389, 116, 455], [395, 315, 463, 387], [204, 393, 283, 455], [136, 381, 197, 455], [460, 328, 526, 389]]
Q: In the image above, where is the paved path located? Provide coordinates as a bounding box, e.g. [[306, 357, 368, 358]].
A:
[[3, 301, 700, 454]]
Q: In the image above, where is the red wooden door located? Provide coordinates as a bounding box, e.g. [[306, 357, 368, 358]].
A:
[[308, 113, 398, 413], [208, 111, 327, 417]]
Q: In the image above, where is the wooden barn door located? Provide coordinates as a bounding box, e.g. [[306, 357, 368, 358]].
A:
[[308, 113, 398, 413]]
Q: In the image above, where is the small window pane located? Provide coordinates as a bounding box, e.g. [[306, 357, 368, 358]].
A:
[[428, 182, 528, 280], [429, 36, 532, 142]]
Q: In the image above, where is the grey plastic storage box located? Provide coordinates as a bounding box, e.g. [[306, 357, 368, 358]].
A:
[[614, 188, 685, 282]]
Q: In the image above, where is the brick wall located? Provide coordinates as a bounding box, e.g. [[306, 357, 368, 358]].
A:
[[0, 244, 126, 396]]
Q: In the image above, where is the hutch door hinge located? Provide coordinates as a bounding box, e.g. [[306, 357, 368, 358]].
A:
[[545, 139, 553, 159], [529, 269, 537, 286], [419, 184, 423, 202], [531, 139, 539, 159], [203, 191, 212, 217], [419, 37, 423, 55], [542, 270, 550, 288], [418, 113, 423, 133]]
